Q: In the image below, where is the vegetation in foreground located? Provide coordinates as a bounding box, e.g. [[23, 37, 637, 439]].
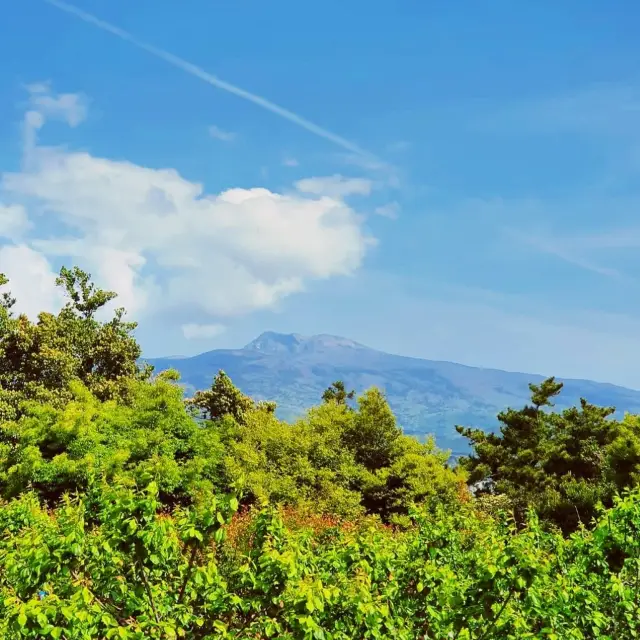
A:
[[3, 268, 640, 637]]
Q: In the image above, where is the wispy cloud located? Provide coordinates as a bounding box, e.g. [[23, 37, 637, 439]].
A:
[[282, 157, 299, 167], [295, 175, 373, 198], [42, 0, 381, 164], [182, 323, 226, 339], [375, 202, 400, 220], [208, 125, 235, 142], [505, 220, 640, 281], [387, 140, 411, 152], [481, 83, 640, 136], [337, 152, 401, 189], [374, 202, 400, 219], [25, 81, 88, 127], [22, 82, 88, 160], [514, 231, 622, 278]]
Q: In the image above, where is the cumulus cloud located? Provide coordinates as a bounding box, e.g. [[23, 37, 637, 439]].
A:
[[0, 204, 31, 240], [2, 149, 373, 318], [208, 125, 235, 142], [0, 244, 64, 318], [0, 87, 375, 323], [181, 322, 226, 339], [295, 174, 373, 198]]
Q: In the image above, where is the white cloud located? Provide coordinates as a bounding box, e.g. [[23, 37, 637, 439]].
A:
[[336, 153, 401, 188], [21, 83, 88, 158], [0, 204, 31, 240], [374, 201, 400, 219], [283, 157, 299, 167], [0, 244, 63, 318], [295, 174, 373, 198], [26, 81, 88, 128], [0, 84, 375, 326], [1, 140, 374, 322], [181, 322, 226, 339], [208, 125, 235, 142]]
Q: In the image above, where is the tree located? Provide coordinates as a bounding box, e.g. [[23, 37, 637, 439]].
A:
[[457, 376, 625, 531], [0, 273, 15, 314], [188, 370, 260, 424], [343, 388, 401, 471], [0, 267, 149, 420], [0, 375, 226, 505], [359, 434, 466, 522], [322, 380, 355, 406]]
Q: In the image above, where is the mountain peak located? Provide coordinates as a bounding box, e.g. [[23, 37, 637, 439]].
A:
[[244, 331, 367, 355], [243, 332, 305, 354]]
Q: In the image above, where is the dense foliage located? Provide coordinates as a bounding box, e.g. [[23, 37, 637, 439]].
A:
[[458, 377, 640, 532], [0, 267, 148, 421], [4, 267, 640, 637], [6, 482, 640, 638]]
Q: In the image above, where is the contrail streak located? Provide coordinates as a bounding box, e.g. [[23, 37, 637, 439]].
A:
[[42, 0, 377, 161]]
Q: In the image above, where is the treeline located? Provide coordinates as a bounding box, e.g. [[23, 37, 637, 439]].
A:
[[2, 268, 640, 638]]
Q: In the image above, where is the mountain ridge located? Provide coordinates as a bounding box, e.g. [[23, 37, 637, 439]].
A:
[[145, 331, 640, 455]]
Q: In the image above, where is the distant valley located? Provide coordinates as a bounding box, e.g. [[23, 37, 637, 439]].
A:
[[145, 332, 640, 456]]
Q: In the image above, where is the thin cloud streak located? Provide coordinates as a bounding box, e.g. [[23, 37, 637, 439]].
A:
[[507, 228, 624, 279], [42, 0, 379, 162]]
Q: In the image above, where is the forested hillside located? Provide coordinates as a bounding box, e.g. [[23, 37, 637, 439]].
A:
[[147, 331, 640, 456], [4, 268, 640, 638]]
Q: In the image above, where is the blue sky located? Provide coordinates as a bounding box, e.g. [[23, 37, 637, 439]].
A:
[[2, 0, 640, 387]]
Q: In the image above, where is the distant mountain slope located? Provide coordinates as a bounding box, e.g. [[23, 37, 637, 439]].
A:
[[145, 331, 640, 456]]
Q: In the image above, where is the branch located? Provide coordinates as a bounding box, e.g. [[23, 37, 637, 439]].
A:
[[177, 543, 199, 605], [137, 559, 160, 624], [477, 590, 515, 640]]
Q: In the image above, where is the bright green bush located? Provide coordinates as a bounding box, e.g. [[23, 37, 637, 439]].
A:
[[5, 481, 640, 638], [0, 374, 226, 505]]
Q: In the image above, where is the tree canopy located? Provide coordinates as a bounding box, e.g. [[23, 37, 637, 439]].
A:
[[0, 267, 149, 421], [4, 266, 640, 637]]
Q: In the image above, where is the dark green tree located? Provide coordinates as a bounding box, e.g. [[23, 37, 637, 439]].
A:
[[187, 370, 275, 424], [457, 377, 624, 531], [322, 380, 355, 405]]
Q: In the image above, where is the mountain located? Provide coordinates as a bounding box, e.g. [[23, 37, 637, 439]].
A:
[[145, 331, 640, 456]]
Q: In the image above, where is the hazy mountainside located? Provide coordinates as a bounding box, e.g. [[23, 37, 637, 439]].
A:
[[146, 331, 640, 455]]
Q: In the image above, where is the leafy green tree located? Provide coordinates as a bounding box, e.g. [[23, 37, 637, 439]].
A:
[[457, 376, 630, 531], [359, 435, 466, 523], [343, 387, 401, 471], [216, 379, 463, 521], [224, 399, 364, 517], [0, 482, 236, 639], [322, 380, 355, 405], [0, 273, 15, 314], [187, 370, 272, 424], [0, 267, 149, 420], [0, 374, 225, 505]]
